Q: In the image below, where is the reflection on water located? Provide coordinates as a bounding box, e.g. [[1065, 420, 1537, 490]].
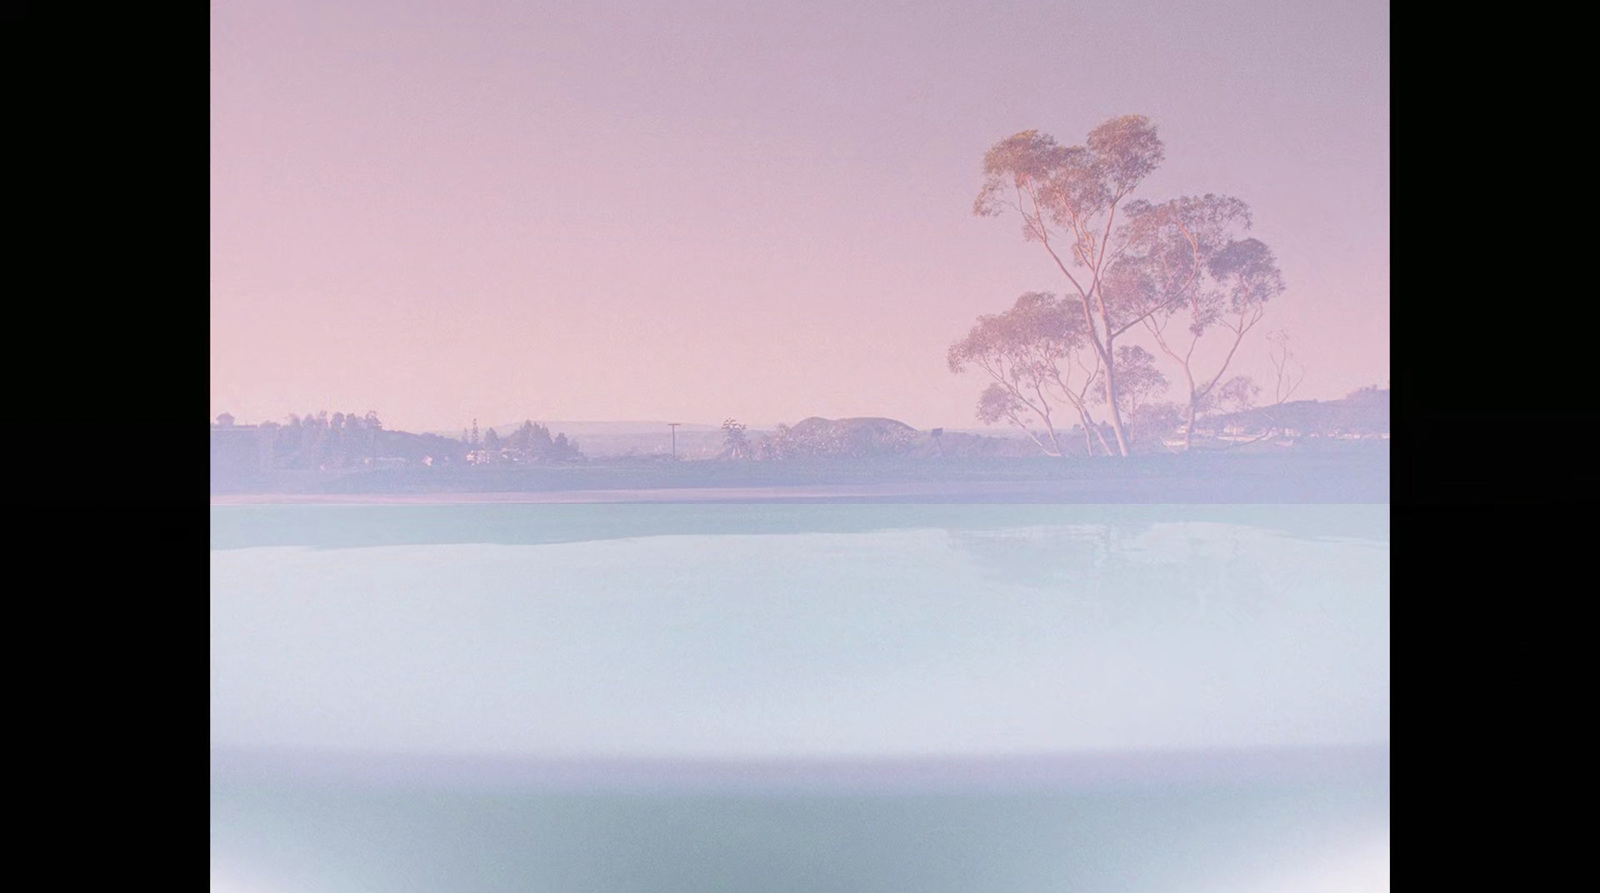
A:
[[211, 504, 1387, 892], [209, 503, 1387, 552], [211, 505, 1387, 758], [951, 519, 1382, 632]]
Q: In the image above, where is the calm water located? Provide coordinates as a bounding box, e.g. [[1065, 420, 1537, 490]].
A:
[[211, 504, 1389, 892]]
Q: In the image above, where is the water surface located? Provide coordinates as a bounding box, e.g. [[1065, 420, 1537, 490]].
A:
[[211, 504, 1388, 892]]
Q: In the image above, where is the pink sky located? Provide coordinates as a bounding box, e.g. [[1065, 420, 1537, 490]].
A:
[[211, 0, 1388, 434]]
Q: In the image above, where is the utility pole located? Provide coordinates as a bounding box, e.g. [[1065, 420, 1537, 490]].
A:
[[667, 422, 681, 459]]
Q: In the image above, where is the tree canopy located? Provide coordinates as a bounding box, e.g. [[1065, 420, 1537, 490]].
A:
[[969, 115, 1285, 456]]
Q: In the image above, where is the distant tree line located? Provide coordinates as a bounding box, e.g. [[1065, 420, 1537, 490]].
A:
[[465, 419, 583, 463], [241, 410, 400, 470], [719, 417, 928, 460], [210, 411, 584, 470]]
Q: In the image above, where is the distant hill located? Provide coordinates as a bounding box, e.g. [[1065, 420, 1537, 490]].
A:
[[460, 421, 722, 438], [426, 420, 723, 459], [1206, 388, 1389, 434], [765, 416, 1038, 459], [903, 430, 1043, 459], [426, 418, 1032, 459], [211, 424, 471, 492]]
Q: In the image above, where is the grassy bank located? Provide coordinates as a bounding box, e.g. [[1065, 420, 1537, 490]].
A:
[[211, 444, 1387, 503]]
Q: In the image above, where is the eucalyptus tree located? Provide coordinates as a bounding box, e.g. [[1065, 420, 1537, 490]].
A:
[[1114, 197, 1287, 449], [974, 115, 1284, 455], [1266, 331, 1305, 406], [947, 291, 1110, 457], [1101, 344, 1166, 422]]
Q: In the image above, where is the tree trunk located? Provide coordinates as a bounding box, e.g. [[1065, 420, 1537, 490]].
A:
[[1100, 348, 1131, 456], [1180, 368, 1199, 452], [1082, 407, 1115, 456], [1040, 405, 1063, 457]]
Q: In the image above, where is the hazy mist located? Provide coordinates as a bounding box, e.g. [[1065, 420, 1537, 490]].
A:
[[211, 0, 1387, 433]]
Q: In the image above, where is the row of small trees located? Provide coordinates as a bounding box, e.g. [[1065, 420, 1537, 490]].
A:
[[231, 410, 390, 470], [720, 418, 919, 460], [211, 412, 586, 467], [266, 410, 383, 431], [462, 419, 583, 462], [952, 115, 1299, 456]]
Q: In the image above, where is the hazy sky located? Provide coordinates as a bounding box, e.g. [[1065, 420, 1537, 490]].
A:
[[211, 0, 1388, 433]]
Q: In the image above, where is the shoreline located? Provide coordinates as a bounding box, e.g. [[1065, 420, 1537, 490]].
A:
[[210, 478, 1387, 506], [209, 481, 1080, 505]]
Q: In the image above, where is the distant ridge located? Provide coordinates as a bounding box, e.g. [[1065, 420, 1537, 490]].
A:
[[419, 417, 1032, 458], [429, 420, 1029, 439], [1207, 388, 1389, 434], [427, 421, 724, 439]]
